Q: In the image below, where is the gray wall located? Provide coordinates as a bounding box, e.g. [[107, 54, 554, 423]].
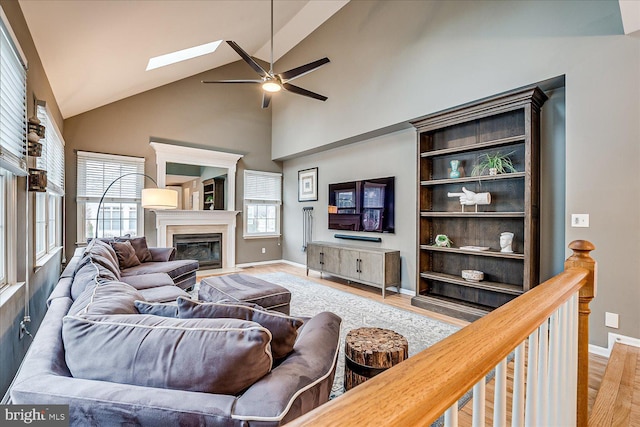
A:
[[283, 129, 416, 291], [63, 61, 283, 264], [0, 0, 64, 398], [273, 1, 638, 346]]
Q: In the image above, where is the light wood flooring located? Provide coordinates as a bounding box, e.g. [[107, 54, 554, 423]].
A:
[[199, 262, 622, 424]]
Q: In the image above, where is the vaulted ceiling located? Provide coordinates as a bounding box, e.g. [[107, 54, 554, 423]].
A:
[[19, 0, 348, 118]]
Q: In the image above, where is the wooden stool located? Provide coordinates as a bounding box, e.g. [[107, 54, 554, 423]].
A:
[[344, 327, 408, 391]]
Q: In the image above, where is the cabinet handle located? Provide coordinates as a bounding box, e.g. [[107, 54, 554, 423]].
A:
[[320, 252, 324, 265], [356, 258, 361, 273]]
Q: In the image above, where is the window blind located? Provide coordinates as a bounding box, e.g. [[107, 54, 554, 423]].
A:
[[244, 170, 282, 202], [77, 151, 144, 202], [36, 104, 65, 195], [0, 15, 26, 176]]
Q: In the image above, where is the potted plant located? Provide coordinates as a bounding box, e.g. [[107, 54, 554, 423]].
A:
[[471, 151, 517, 176]]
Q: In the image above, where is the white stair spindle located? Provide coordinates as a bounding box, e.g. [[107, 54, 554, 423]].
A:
[[472, 379, 486, 427], [444, 402, 459, 427], [525, 329, 539, 427], [536, 319, 549, 423], [493, 359, 507, 427], [547, 310, 560, 425], [512, 342, 526, 427]]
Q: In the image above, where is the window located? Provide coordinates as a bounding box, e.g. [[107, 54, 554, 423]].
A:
[[76, 151, 144, 242], [243, 170, 282, 238], [0, 9, 26, 292], [0, 172, 5, 287], [34, 103, 65, 259], [34, 192, 46, 258]]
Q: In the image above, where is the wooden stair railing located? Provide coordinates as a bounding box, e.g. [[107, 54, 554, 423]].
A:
[[286, 240, 596, 426]]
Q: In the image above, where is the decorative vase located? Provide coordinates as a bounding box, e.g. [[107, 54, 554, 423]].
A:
[[489, 167, 498, 176], [449, 160, 461, 179]]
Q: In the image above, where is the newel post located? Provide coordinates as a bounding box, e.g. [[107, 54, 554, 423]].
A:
[[564, 240, 596, 427]]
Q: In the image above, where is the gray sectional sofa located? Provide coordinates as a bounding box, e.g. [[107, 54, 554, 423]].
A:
[[10, 238, 342, 426]]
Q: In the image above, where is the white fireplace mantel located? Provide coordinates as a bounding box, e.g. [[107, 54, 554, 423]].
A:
[[154, 210, 240, 269]]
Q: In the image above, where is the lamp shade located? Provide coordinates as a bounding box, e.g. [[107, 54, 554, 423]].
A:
[[141, 188, 178, 209]]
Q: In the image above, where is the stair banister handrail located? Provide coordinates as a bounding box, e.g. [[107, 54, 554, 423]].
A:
[[286, 240, 596, 426]]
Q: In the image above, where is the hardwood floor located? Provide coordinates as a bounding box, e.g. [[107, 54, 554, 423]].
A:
[[199, 262, 612, 422], [590, 342, 640, 426]]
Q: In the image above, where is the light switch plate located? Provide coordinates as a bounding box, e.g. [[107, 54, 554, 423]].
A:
[[571, 214, 589, 228]]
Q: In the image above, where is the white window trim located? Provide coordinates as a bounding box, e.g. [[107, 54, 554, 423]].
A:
[[243, 170, 282, 239], [0, 170, 17, 293]]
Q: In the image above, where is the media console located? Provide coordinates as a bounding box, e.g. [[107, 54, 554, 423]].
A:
[[306, 242, 400, 298]]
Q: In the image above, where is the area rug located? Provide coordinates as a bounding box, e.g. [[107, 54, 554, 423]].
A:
[[251, 272, 461, 398]]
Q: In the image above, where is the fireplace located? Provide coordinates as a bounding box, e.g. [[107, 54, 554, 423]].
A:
[[173, 233, 222, 269]]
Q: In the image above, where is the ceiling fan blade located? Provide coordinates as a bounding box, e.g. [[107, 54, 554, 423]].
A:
[[282, 83, 328, 101], [202, 79, 262, 84], [226, 41, 269, 78], [262, 93, 271, 109], [278, 58, 330, 83]]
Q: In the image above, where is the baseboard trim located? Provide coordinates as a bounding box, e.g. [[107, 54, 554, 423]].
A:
[[589, 332, 640, 358], [236, 259, 287, 268], [608, 332, 640, 349], [589, 344, 610, 358]]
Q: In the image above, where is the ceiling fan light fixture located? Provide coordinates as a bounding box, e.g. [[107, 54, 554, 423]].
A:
[[262, 80, 281, 92]]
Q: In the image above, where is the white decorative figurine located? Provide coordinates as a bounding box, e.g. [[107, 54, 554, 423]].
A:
[[447, 187, 491, 212], [500, 232, 514, 253]]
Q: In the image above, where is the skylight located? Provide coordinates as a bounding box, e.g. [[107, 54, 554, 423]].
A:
[[146, 40, 222, 71]]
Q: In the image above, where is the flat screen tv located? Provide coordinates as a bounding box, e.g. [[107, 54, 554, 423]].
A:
[[328, 176, 395, 233]]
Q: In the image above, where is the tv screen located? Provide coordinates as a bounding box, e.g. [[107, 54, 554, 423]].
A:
[[328, 176, 395, 233]]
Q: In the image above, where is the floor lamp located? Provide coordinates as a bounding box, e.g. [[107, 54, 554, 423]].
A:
[[94, 172, 177, 240]]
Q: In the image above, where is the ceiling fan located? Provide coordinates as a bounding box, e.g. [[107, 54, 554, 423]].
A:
[[202, 0, 330, 108]]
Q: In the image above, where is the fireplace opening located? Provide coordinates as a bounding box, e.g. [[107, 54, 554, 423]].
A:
[[173, 233, 222, 269]]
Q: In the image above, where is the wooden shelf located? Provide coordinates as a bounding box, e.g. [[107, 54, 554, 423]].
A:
[[420, 135, 525, 158], [420, 271, 523, 296], [420, 245, 525, 260], [420, 211, 525, 218], [420, 171, 525, 186]]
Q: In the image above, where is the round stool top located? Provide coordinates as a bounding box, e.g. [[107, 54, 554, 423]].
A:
[[345, 327, 407, 354]]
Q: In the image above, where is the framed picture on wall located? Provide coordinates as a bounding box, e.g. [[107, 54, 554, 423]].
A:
[[298, 167, 318, 202]]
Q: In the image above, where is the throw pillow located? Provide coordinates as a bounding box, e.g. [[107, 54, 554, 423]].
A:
[[111, 240, 141, 270], [134, 300, 178, 317], [177, 297, 303, 359], [115, 236, 152, 263], [62, 314, 272, 395]]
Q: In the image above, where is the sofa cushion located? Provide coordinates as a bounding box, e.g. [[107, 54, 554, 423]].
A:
[[138, 286, 191, 303], [110, 240, 141, 269], [115, 236, 152, 263], [70, 259, 120, 300], [134, 300, 178, 317], [119, 272, 175, 290], [177, 297, 302, 359], [121, 260, 199, 282], [62, 314, 273, 395], [68, 281, 143, 316]]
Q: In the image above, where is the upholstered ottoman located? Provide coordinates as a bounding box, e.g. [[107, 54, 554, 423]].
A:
[[198, 273, 291, 315]]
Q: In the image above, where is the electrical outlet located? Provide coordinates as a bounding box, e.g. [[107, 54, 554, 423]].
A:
[[261, 247, 266, 254], [605, 312, 619, 328], [571, 214, 589, 228]]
